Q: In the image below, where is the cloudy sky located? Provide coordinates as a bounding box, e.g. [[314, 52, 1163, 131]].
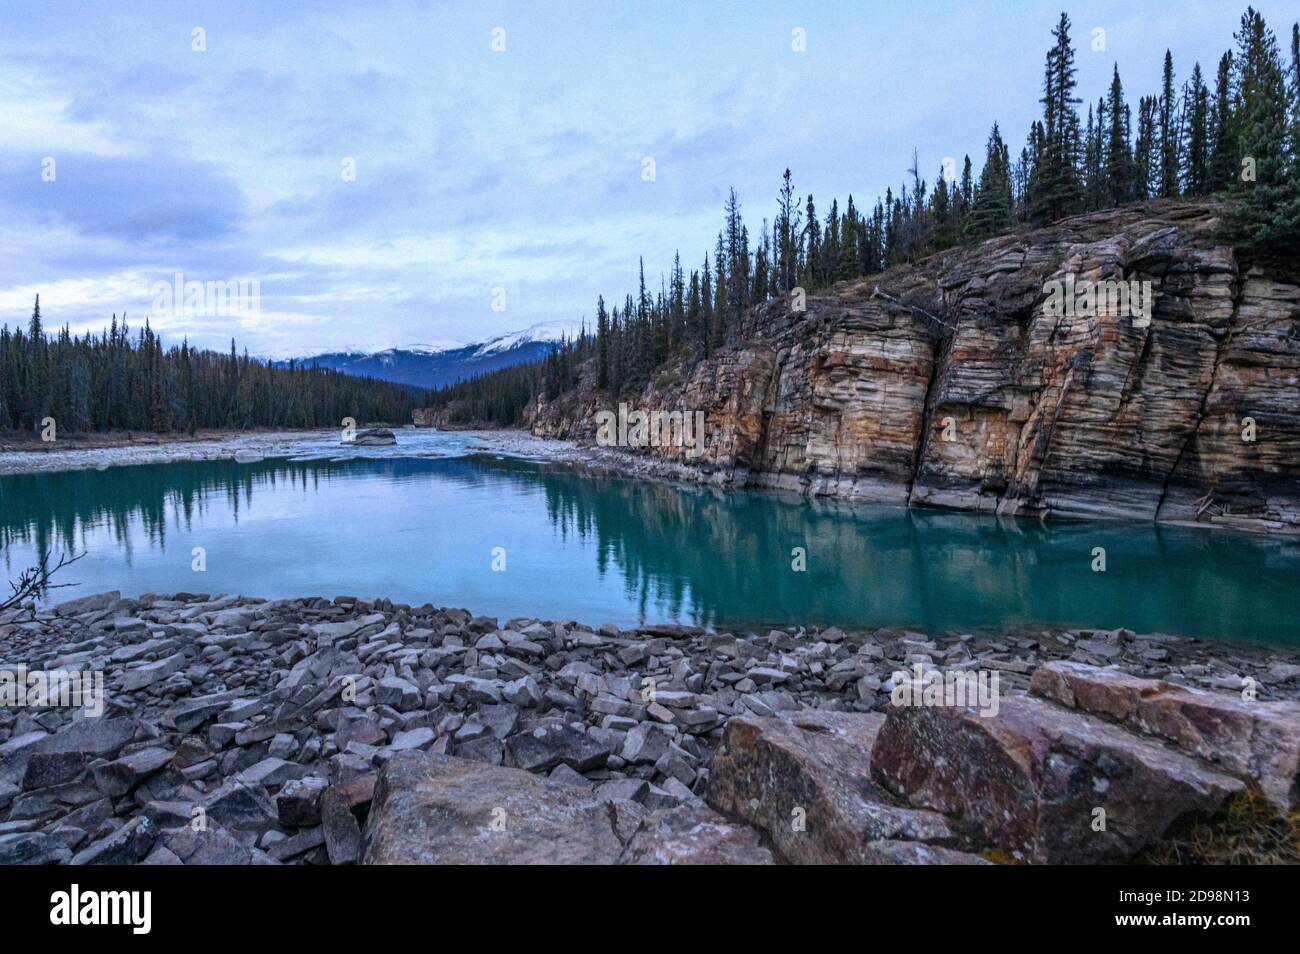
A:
[[0, 0, 1288, 357]]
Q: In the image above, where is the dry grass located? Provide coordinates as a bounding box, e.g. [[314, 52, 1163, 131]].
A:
[[1141, 787, 1300, 865]]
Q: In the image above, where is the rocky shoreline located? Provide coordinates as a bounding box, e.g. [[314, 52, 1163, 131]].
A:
[[525, 201, 1300, 536], [2, 591, 1298, 865]]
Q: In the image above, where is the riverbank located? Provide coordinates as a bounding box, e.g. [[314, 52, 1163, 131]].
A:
[[2, 591, 1298, 865], [0, 427, 581, 476]]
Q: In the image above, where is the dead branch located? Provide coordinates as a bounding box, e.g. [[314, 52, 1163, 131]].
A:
[[871, 285, 957, 331], [1, 550, 85, 613]]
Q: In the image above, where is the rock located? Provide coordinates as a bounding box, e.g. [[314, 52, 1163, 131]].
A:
[[0, 831, 72, 865], [620, 804, 773, 865], [91, 747, 174, 797], [363, 752, 627, 864], [390, 727, 436, 751], [163, 692, 243, 733], [621, 723, 673, 765], [53, 591, 119, 617], [707, 710, 952, 864], [506, 725, 610, 773], [236, 757, 308, 789], [347, 428, 397, 446], [268, 826, 326, 862], [277, 777, 328, 827], [374, 676, 422, 711], [160, 825, 252, 865], [21, 752, 88, 791], [870, 695, 1245, 863], [70, 816, 157, 865], [1030, 660, 1300, 813], [121, 652, 186, 691], [204, 781, 280, 833], [320, 787, 362, 865]]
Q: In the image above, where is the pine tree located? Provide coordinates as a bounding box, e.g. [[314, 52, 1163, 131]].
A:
[[1183, 63, 1211, 195], [710, 233, 727, 351], [1031, 13, 1083, 223], [1225, 7, 1300, 249], [1159, 50, 1180, 197], [775, 169, 801, 295], [1209, 52, 1238, 191], [1104, 65, 1135, 204], [595, 295, 609, 390], [802, 194, 820, 287], [968, 123, 1013, 237]]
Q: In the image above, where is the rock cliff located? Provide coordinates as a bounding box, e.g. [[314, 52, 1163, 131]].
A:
[[528, 200, 1300, 532]]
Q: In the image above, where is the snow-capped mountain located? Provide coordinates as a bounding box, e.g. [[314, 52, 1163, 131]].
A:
[[280, 320, 587, 391]]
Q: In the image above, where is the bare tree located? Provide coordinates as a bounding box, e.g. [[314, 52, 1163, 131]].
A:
[[1, 550, 84, 613]]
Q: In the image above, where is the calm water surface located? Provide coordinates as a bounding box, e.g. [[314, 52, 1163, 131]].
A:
[[2, 441, 1298, 647]]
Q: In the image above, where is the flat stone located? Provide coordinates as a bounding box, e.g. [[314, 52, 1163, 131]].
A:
[[363, 752, 626, 864], [204, 781, 280, 833], [70, 815, 157, 865], [871, 694, 1246, 864], [0, 831, 73, 865], [1030, 660, 1300, 813], [506, 725, 610, 773], [621, 804, 773, 865], [91, 747, 174, 797]]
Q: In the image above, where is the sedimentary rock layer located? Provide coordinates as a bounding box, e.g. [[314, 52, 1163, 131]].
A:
[[528, 200, 1300, 532]]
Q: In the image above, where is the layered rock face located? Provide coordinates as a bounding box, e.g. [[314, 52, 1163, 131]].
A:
[[529, 200, 1300, 532]]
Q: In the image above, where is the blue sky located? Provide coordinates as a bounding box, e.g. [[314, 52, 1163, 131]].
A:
[[0, 0, 1291, 357]]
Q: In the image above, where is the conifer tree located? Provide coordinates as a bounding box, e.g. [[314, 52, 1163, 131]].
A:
[[1225, 7, 1300, 248], [968, 123, 1013, 237], [1183, 63, 1211, 195], [1031, 13, 1083, 223], [1209, 52, 1238, 190], [1104, 65, 1135, 204], [595, 295, 610, 390], [1159, 51, 1181, 197]]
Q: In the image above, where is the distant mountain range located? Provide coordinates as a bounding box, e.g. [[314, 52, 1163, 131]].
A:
[[276, 320, 585, 391]]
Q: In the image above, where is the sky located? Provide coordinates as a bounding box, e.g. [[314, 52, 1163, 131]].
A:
[[0, 0, 1292, 358]]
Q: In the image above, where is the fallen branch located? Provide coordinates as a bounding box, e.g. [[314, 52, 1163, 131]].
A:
[[1, 550, 85, 613], [871, 285, 957, 331]]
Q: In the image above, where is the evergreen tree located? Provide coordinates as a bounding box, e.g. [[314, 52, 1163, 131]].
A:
[[968, 123, 1013, 237], [1183, 63, 1211, 195], [1104, 65, 1135, 204], [595, 295, 610, 390], [1159, 50, 1181, 197], [1224, 7, 1300, 249], [1209, 52, 1238, 190], [1031, 13, 1083, 223]]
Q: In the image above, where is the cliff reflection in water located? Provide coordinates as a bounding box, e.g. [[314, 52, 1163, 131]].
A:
[[1, 453, 1297, 645]]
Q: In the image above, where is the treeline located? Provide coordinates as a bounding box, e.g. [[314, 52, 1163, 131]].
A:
[[0, 297, 423, 434], [438, 6, 1300, 425]]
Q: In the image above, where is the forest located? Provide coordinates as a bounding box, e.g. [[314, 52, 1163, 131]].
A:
[[0, 304, 423, 435], [430, 7, 1300, 426]]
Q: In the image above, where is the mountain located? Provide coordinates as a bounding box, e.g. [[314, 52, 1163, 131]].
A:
[[282, 320, 586, 391]]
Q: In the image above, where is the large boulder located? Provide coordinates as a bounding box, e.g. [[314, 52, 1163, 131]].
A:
[[870, 695, 1246, 863], [362, 752, 768, 864], [706, 710, 969, 864], [1030, 660, 1300, 813]]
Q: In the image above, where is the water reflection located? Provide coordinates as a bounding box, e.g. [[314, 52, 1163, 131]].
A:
[[1, 454, 1297, 645]]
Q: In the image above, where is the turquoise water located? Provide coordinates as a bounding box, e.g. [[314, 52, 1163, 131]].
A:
[[2, 447, 1298, 647]]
